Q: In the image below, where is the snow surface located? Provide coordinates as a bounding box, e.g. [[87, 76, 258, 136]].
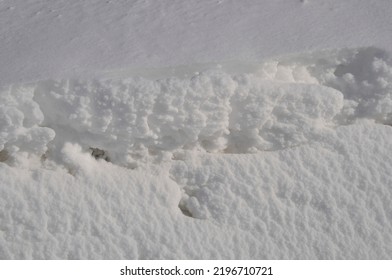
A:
[[1, 0, 392, 259]]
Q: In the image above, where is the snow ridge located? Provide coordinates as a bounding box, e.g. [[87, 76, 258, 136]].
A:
[[1, 47, 391, 170]]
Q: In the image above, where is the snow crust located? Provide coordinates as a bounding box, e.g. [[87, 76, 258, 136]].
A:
[[1, 47, 392, 259]]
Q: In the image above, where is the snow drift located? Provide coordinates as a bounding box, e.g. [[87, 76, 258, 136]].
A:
[[2, 47, 392, 167], [1, 47, 392, 259]]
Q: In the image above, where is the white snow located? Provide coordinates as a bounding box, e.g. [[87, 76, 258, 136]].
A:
[[1, 0, 392, 259]]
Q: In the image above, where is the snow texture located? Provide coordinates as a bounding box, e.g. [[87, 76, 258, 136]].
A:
[[1, 47, 392, 259]]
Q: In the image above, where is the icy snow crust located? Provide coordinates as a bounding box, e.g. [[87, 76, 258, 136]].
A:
[[1, 47, 392, 258]]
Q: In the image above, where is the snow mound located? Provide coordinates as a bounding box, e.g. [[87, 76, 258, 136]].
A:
[[1, 47, 391, 170], [260, 47, 392, 125]]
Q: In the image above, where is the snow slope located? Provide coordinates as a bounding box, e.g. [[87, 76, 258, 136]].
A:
[[1, 122, 392, 259], [1, 0, 392, 85], [1, 1, 392, 259]]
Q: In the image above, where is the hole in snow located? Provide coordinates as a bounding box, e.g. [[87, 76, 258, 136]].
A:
[[178, 201, 194, 218], [333, 64, 347, 77], [177, 193, 208, 220], [0, 150, 9, 162], [89, 147, 110, 162]]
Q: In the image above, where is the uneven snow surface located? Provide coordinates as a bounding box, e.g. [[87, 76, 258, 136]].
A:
[[1, 47, 392, 259]]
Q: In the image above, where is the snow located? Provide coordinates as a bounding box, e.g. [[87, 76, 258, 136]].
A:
[[1, 0, 392, 259], [2, 0, 392, 85]]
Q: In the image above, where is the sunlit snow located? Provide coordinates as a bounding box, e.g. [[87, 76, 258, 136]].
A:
[[1, 0, 392, 259]]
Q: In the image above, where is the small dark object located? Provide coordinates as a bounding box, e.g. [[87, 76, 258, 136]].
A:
[[0, 149, 9, 162], [89, 147, 110, 162]]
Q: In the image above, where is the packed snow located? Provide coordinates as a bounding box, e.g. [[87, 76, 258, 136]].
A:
[[1, 0, 392, 259]]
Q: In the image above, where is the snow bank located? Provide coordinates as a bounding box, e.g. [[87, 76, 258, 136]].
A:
[[1, 47, 392, 169], [1, 47, 392, 259]]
